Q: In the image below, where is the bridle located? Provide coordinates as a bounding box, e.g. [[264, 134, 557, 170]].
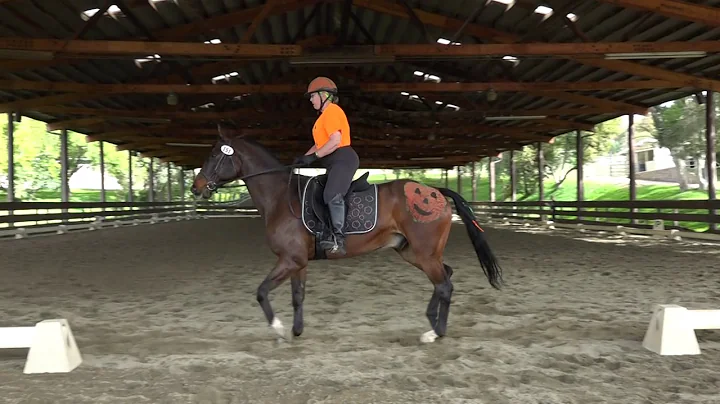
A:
[[198, 142, 306, 218]]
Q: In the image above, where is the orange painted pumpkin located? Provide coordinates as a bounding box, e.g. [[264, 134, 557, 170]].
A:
[[403, 182, 447, 223]]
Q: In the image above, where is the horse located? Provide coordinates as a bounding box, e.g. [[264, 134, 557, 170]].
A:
[[190, 126, 503, 343]]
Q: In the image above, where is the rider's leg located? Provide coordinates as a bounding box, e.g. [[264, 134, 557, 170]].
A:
[[320, 147, 359, 254]]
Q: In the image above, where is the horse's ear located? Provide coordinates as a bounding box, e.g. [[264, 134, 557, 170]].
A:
[[217, 121, 233, 142]]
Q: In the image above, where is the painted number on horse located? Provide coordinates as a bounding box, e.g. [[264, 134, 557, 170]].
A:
[[404, 182, 447, 223]]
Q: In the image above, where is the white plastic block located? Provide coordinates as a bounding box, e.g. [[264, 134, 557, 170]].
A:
[[24, 319, 82, 374], [0, 319, 82, 374], [643, 304, 700, 355], [14, 228, 27, 239]]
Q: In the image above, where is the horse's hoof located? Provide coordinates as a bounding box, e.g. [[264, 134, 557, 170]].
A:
[[271, 317, 289, 340], [420, 330, 438, 343]]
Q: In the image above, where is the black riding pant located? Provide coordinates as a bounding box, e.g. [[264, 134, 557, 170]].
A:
[[319, 146, 359, 204]]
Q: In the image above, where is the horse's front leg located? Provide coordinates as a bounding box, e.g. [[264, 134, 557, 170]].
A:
[[290, 267, 307, 337], [256, 256, 304, 340]]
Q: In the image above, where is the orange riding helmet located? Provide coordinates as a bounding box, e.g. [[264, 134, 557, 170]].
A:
[[305, 76, 338, 97]]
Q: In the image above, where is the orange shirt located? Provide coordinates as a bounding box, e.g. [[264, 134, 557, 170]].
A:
[[312, 103, 351, 149]]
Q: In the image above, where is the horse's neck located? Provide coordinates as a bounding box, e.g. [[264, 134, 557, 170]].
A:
[[242, 172, 287, 218], [235, 140, 294, 219]]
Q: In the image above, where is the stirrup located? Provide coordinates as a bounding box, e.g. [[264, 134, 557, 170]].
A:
[[323, 233, 346, 254]]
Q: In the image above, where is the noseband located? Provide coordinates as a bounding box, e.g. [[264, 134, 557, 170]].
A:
[[200, 149, 241, 193]]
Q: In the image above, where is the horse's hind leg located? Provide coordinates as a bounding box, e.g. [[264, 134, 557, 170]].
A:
[[435, 263, 454, 337], [395, 246, 454, 343]]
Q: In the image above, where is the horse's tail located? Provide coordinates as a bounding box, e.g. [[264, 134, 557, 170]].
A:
[[439, 188, 503, 290]]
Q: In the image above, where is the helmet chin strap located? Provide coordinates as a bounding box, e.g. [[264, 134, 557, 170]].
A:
[[315, 91, 332, 114]]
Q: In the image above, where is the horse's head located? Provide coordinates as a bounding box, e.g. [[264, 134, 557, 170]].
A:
[[190, 124, 244, 199]]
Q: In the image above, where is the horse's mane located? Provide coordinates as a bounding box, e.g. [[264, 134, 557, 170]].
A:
[[235, 135, 284, 167]]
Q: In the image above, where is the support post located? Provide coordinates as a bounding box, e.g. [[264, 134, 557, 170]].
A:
[[628, 114, 637, 201], [577, 130, 584, 221], [167, 162, 172, 201], [99, 141, 106, 203], [510, 150, 516, 202], [180, 169, 186, 202], [148, 158, 155, 202], [128, 151, 133, 202], [537, 143, 544, 201], [706, 90, 717, 231], [6, 112, 14, 202], [489, 157, 496, 202], [628, 114, 637, 223], [60, 129, 69, 204], [456, 166, 462, 195], [471, 161, 477, 201]]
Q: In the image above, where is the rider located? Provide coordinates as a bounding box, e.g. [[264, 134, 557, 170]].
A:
[[293, 76, 359, 255]]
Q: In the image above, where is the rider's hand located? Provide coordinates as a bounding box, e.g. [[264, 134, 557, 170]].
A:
[[293, 153, 318, 166]]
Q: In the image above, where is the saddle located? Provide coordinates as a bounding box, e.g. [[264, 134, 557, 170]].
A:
[[301, 171, 379, 239]]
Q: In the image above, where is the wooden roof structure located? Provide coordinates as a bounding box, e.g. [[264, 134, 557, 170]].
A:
[[1, 0, 719, 169]]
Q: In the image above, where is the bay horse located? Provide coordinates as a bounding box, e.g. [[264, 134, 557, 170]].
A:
[[190, 126, 503, 343]]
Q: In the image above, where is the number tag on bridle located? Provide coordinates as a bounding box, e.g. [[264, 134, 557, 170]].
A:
[[220, 145, 234, 156]]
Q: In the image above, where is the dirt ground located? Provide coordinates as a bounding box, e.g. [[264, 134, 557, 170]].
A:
[[1, 217, 719, 404]]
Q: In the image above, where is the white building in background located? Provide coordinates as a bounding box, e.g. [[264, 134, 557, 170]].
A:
[[584, 137, 711, 184], [68, 164, 123, 190]]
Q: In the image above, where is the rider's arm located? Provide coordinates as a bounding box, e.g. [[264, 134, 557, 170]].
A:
[[305, 144, 317, 155], [315, 131, 341, 157]]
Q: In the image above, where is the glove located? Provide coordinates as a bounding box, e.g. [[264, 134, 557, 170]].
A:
[[293, 153, 318, 166]]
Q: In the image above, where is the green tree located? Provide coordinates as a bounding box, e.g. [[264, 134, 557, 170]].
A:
[[649, 95, 718, 191]]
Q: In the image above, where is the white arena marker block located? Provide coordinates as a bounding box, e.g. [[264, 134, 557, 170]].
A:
[[642, 304, 720, 355], [0, 319, 82, 374]]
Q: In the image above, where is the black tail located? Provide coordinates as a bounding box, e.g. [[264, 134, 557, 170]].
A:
[[439, 188, 503, 290]]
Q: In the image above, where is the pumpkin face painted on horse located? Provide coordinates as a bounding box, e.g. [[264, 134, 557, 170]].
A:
[[404, 182, 448, 223]]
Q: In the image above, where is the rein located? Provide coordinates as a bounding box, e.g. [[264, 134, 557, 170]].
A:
[[203, 154, 306, 219], [238, 164, 305, 219]]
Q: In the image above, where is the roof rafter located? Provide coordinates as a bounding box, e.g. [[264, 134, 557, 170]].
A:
[[595, 0, 720, 27]]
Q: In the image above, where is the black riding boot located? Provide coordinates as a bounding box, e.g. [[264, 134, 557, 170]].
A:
[[319, 193, 347, 255]]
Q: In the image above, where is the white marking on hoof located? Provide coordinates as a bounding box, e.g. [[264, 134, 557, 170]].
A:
[[271, 317, 287, 339], [420, 330, 438, 343]]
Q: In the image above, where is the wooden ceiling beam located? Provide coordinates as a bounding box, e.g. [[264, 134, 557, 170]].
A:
[[3, 37, 719, 58], [112, 122, 555, 136], [86, 129, 551, 144], [113, 136, 523, 148], [0, 79, 685, 94], [0, 37, 299, 58], [153, 0, 326, 40], [159, 152, 484, 166], [46, 117, 107, 131], [595, 0, 720, 28], [372, 41, 720, 57], [240, 0, 280, 43], [134, 146, 505, 161], [519, 90, 648, 115], [30, 105, 617, 119]]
